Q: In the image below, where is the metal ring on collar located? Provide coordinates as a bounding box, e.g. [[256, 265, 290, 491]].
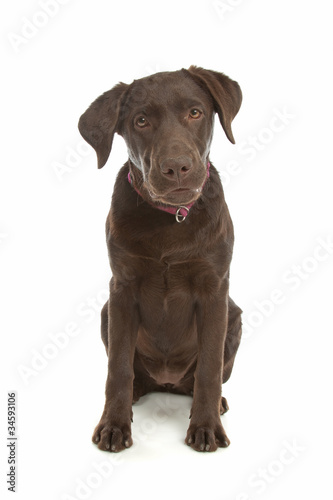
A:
[[175, 206, 189, 223]]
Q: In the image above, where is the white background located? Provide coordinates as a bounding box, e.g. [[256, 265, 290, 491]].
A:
[[1, 0, 333, 499]]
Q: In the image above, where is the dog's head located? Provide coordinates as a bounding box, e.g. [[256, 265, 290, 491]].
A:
[[78, 66, 241, 206]]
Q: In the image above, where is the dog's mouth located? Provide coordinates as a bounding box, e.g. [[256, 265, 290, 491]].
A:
[[147, 185, 202, 206], [143, 160, 210, 206]]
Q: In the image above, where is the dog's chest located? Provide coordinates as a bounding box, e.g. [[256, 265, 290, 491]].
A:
[[137, 258, 213, 352], [137, 260, 199, 384], [139, 258, 197, 305]]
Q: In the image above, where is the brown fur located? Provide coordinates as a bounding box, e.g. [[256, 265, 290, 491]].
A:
[[78, 66, 242, 452]]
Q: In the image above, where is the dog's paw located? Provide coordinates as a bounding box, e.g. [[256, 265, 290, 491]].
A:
[[92, 420, 132, 452], [185, 421, 230, 452]]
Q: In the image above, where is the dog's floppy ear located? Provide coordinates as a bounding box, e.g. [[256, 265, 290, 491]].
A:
[[78, 82, 129, 169], [186, 66, 242, 144]]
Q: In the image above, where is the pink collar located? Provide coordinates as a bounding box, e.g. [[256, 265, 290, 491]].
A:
[[128, 162, 210, 223]]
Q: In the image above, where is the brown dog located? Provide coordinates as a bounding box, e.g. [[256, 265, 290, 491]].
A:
[[78, 66, 242, 452]]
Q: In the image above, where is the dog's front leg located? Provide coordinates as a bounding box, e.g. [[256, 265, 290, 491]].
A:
[[92, 281, 139, 452], [186, 280, 230, 452]]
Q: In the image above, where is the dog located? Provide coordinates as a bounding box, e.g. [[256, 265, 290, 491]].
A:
[[78, 66, 242, 452]]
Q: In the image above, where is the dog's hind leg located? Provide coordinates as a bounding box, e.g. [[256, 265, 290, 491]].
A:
[[220, 297, 242, 412], [100, 300, 109, 353], [223, 297, 242, 383]]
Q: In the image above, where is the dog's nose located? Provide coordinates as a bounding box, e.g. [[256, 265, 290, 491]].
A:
[[160, 156, 192, 180]]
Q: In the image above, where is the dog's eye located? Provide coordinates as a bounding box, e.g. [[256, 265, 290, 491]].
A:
[[189, 109, 202, 119], [136, 116, 149, 128]]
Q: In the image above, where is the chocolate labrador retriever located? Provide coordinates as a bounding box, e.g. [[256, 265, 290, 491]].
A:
[[78, 66, 242, 452]]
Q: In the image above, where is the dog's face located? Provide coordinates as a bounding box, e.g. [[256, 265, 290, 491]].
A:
[[78, 66, 242, 206], [119, 71, 214, 206]]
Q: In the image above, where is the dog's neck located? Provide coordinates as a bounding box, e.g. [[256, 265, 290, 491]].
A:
[[127, 160, 210, 223]]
